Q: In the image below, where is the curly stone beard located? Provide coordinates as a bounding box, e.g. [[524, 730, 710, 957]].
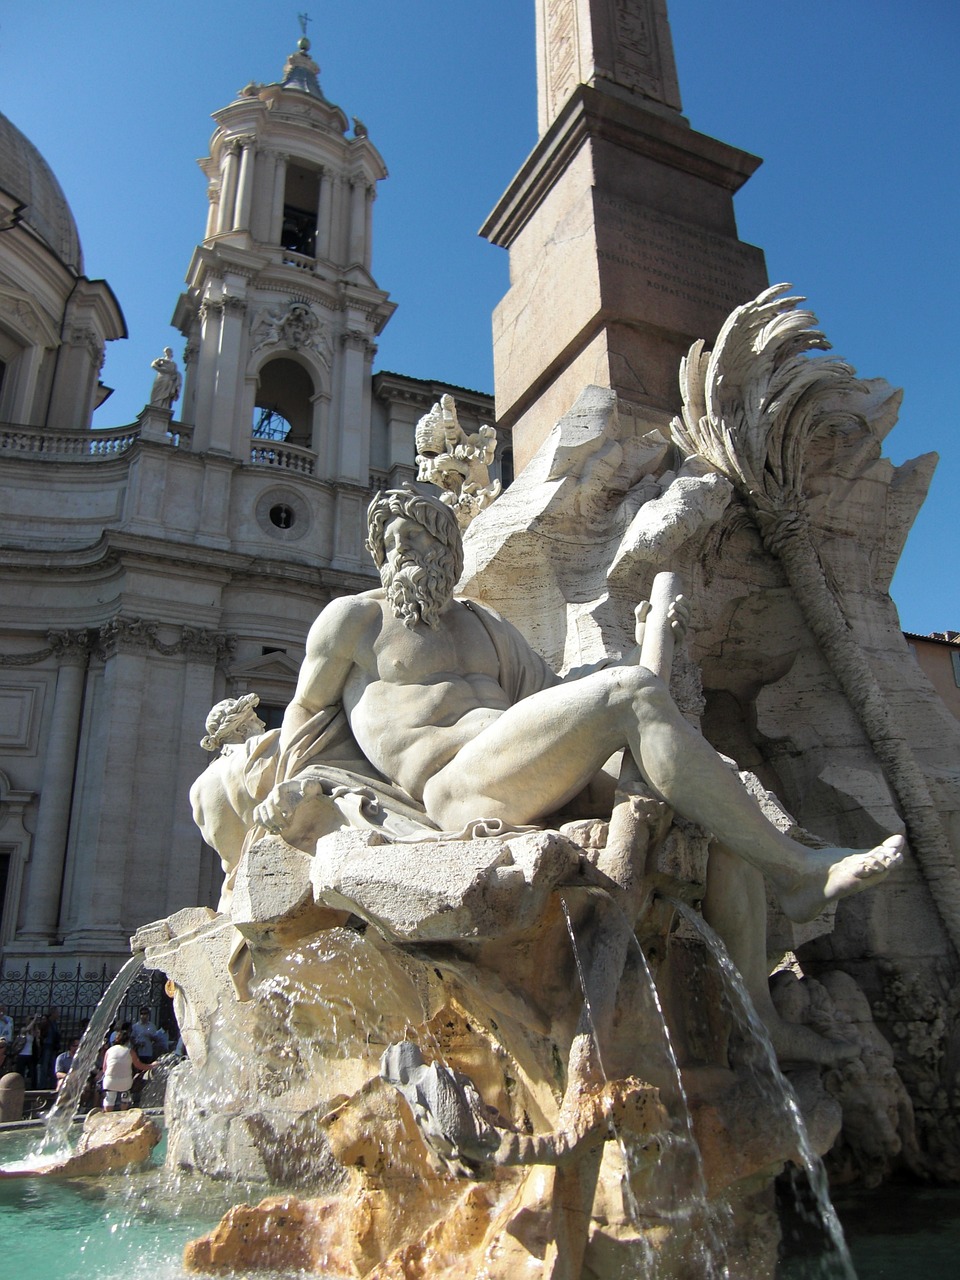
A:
[[381, 546, 458, 630]]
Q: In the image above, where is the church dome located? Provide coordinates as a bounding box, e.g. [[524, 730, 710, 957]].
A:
[[0, 110, 83, 273]]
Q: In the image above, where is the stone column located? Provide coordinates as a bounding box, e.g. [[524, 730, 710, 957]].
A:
[[316, 166, 333, 260], [333, 174, 350, 263], [250, 151, 275, 242], [8, 343, 45, 426], [270, 152, 288, 245], [206, 295, 247, 455], [234, 138, 256, 232], [164, 632, 234, 915], [336, 329, 372, 482], [59, 620, 153, 951], [348, 179, 367, 264], [47, 325, 104, 432], [363, 185, 375, 273], [179, 338, 199, 427], [17, 632, 90, 942], [217, 142, 241, 234], [311, 387, 332, 462], [204, 182, 219, 240], [191, 300, 223, 451]]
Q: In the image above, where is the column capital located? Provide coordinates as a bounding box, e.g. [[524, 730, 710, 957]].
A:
[[48, 630, 94, 665], [199, 299, 224, 322], [94, 617, 236, 664], [97, 616, 158, 658], [340, 327, 376, 355], [64, 324, 105, 364]]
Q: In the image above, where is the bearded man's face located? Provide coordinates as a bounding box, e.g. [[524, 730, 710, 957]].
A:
[[380, 516, 457, 629]]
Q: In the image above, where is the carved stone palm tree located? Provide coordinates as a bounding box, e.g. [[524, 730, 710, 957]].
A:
[[669, 284, 960, 953]]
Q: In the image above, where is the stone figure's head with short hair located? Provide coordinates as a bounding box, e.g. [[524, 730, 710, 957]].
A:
[[201, 692, 265, 752], [366, 485, 463, 630]]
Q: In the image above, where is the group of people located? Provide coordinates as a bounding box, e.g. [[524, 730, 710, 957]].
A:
[[0, 1004, 62, 1089], [0, 1003, 175, 1111]]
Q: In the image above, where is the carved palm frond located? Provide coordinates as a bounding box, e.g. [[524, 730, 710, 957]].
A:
[[672, 285, 960, 956], [671, 283, 859, 517]]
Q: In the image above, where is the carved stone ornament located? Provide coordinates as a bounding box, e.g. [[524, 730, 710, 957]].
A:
[[66, 324, 104, 362], [48, 630, 95, 665], [97, 616, 159, 656], [339, 327, 375, 356], [251, 302, 330, 363], [415, 394, 501, 529], [96, 617, 235, 662], [0, 629, 92, 668]]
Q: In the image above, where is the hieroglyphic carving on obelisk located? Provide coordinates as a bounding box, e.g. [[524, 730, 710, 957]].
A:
[[536, 0, 682, 136]]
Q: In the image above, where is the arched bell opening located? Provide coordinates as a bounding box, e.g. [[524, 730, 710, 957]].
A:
[[251, 356, 315, 449], [281, 163, 320, 257]]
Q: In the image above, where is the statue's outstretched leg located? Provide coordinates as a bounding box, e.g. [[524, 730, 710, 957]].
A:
[[425, 662, 903, 922], [623, 673, 904, 922]]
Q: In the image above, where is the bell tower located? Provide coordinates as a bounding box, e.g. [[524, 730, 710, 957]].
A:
[[172, 30, 395, 568]]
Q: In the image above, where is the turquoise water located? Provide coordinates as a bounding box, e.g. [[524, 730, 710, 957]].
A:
[[0, 1128, 296, 1280], [1, 1124, 957, 1279]]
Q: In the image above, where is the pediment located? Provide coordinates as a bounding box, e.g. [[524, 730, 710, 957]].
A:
[[0, 286, 61, 347], [228, 650, 302, 682]]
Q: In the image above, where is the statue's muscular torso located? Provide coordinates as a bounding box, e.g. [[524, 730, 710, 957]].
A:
[[294, 590, 518, 800]]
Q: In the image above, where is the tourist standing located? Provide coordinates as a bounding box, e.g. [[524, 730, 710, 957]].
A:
[[130, 1007, 160, 1066], [101, 1030, 150, 1112], [38, 1007, 60, 1089], [15, 1014, 41, 1086]]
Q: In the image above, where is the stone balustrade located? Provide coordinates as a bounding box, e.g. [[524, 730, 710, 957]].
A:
[[0, 420, 193, 459], [249, 439, 316, 474]]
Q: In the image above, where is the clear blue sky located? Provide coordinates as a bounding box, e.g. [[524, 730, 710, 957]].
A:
[[1, 1, 956, 634]]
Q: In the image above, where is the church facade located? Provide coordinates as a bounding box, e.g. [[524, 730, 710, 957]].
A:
[[0, 36, 496, 980]]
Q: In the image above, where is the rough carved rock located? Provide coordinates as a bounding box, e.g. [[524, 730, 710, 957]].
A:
[[312, 828, 581, 942], [0, 1110, 162, 1180]]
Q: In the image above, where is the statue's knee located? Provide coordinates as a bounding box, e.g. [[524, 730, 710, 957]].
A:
[[624, 667, 672, 716]]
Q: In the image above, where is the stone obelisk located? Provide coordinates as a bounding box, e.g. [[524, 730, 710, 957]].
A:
[[482, 0, 768, 472]]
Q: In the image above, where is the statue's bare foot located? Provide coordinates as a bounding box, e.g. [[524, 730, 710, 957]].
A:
[[764, 1012, 859, 1067], [778, 835, 904, 924]]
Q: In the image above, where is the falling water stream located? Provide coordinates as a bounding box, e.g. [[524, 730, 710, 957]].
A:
[[671, 899, 857, 1279], [560, 892, 731, 1279], [36, 953, 146, 1159]]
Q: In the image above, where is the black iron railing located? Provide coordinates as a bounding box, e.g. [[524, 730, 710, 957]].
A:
[[0, 961, 168, 1041]]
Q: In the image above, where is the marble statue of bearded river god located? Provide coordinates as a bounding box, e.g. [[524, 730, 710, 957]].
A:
[[133, 288, 955, 1279]]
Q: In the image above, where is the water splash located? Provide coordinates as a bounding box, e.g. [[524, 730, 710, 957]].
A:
[[560, 892, 730, 1278], [672, 900, 857, 1279], [35, 954, 146, 1159], [623, 920, 733, 1273]]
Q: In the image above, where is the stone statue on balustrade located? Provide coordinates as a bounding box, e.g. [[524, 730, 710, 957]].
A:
[[149, 347, 182, 410]]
